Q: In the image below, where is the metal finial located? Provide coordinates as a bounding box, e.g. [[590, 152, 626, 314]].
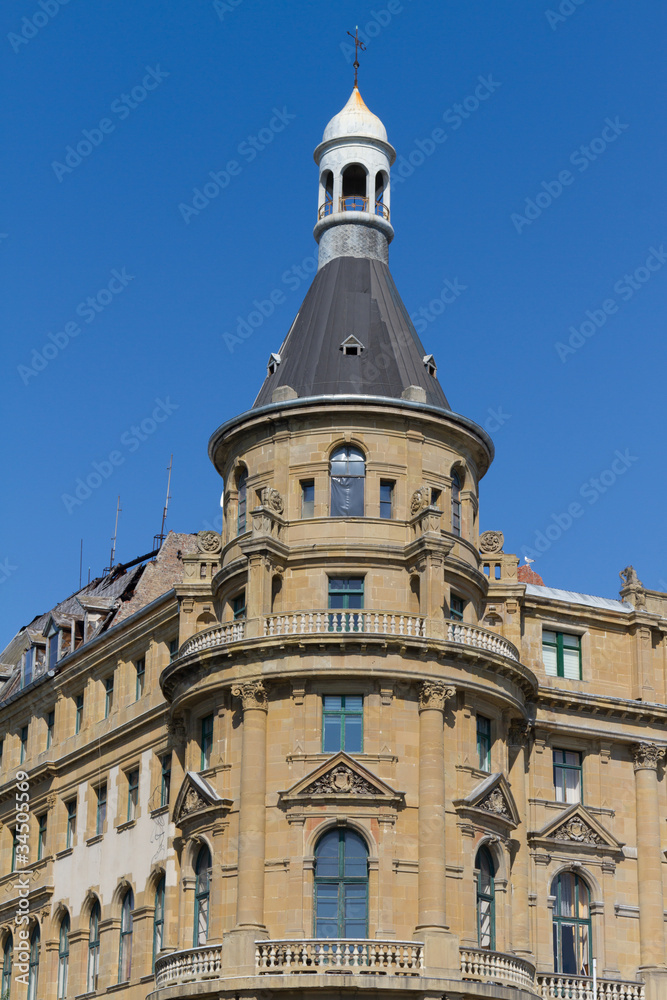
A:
[[346, 26, 366, 88]]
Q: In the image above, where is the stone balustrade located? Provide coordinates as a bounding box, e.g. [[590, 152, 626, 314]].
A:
[[154, 945, 222, 988], [264, 610, 426, 638], [460, 947, 535, 991], [536, 974, 645, 999], [177, 621, 245, 658], [447, 621, 519, 661], [256, 938, 424, 974]]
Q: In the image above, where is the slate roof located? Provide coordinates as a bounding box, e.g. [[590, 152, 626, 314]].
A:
[[253, 256, 451, 410]]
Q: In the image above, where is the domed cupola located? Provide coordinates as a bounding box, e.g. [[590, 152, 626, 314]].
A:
[[313, 86, 396, 269]]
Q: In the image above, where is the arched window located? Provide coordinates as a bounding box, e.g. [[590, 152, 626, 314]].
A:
[[87, 901, 101, 993], [314, 828, 368, 938], [451, 471, 461, 536], [320, 170, 334, 217], [475, 847, 495, 950], [330, 446, 365, 517], [551, 871, 591, 976], [27, 925, 39, 1000], [237, 470, 248, 535], [374, 171, 388, 218], [341, 164, 367, 212], [153, 876, 165, 970], [194, 846, 211, 946], [118, 889, 134, 982], [2, 933, 12, 999], [58, 914, 70, 1000]]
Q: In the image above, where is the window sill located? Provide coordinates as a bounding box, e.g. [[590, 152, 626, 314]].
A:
[[56, 847, 74, 859], [150, 805, 169, 818], [139, 974, 156, 984], [116, 819, 137, 833], [86, 834, 104, 846], [106, 982, 131, 993]]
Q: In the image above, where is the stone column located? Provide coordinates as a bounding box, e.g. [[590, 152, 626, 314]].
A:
[[632, 742, 667, 997], [224, 681, 268, 975], [508, 720, 533, 959], [416, 681, 459, 976]]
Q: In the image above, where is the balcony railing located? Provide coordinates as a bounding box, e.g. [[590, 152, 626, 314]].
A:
[[256, 939, 423, 975], [177, 621, 245, 659], [461, 948, 535, 991], [536, 975, 645, 999], [447, 622, 519, 661], [264, 610, 426, 639], [155, 945, 222, 988], [317, 198, 390, 220]]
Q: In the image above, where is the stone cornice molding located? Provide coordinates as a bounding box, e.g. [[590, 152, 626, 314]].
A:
[[418, 682, 455, 713], [631, 742, 665, 772], [231, 680, 268, 712]]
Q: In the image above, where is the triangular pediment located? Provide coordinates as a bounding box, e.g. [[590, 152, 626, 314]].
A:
[[173, 771, 232, 826], [279, 752, 404, 807], [530, 804, 623, 852], [455, 773, 519, 828]]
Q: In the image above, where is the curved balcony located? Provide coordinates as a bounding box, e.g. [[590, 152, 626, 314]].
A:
[[535, 974, 645, 999], [177, 621, 245, 659], [461, 948, 535, 991], [256, 938, 423, 975], [265, 610, 426, 639], [447, 622, 518, 661], [155, 945, 221, 988], [317, 197, 390, 220]]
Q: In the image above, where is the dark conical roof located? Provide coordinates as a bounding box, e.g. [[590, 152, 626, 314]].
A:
[[252, 256, 451, 410]]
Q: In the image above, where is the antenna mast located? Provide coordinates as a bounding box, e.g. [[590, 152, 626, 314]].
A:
[[154, 455, 173, 550], [105, 496, 122, 575]]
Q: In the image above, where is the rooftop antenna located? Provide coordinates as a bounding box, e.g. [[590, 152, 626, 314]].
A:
[[79, 539, 83, 589], [153, 455, 173, 551], [346, 26, 366, 89], [105, 496, 122, 575]]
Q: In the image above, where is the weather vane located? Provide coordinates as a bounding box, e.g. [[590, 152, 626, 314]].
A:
[[346, 26, 366, 88]]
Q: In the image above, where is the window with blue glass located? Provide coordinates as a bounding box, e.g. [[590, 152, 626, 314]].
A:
[[379, 480, 394, 519], [322, 696, 363, 753], [476, 847, 495, 950], [450, 595, 465, 621], [301, 480, 315, 519], [194, 846, 211, 946], [314, 829, 368, 939], [477, 715, 491, 772], [22, 647, 33, 688], [328, 577, 364, 631], [232, 592, 246, 620]]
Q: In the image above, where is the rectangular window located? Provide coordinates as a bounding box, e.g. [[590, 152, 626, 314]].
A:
[[160, 754, 172, 808], [554, 749, 583, 803], [127, 769, 139, 821], [328, 577, 364, 631], [322, 695, 363, 753], [46, 709, 55, 749], [48, 630, 60, 667], [379, 480, 394, 519], [232, 592, 246, 620], [20, 725, 28, 764], [450, 596, 465, 621], [201, 715, 214, 770], [477, 715, 491, 772], [543, 631, 582, 679], [135, 658, 146, 700], [430, 488, 441, 506], [75, 693, 84, 734], [168, 638, 179, 661], [23, 647, 33, 688], [37, 814, 47, 861], [104, 676, 114, 718], [66, 798, 77, 849], [301, 480, 315, 519], [96, 783, 107, 836]]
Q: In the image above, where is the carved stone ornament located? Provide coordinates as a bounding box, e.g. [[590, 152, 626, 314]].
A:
[[631, 742, 666, 771], [306, 764, 376, 797], [167, 714, 187, 745], [479, 788, 511, 819], [410, 486, 432, 514], [508, 720, 533, 748], [479, 530, 504, 554], [260, 486, 284, 514], [232, 681, 268, 712], [552, 817, 603, 845], [418, 682, 455, 713], [197, 530, 222, 554], [181, 787, 207, 817], [619, 565, 641, 587]]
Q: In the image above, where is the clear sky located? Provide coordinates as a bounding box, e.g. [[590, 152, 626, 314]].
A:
[[2, 0, 666, 637]]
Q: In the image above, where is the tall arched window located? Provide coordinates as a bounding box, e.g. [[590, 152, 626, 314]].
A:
[[237, 470, 248, 535], [2, 933, 12, 999], [194, 846, 211, 946], [551, 871, 591, 976], [330, 446, 365, 517], [314, 828, 368, 938], [320, 170, 334, 217], [475, 847, 495, 950], [87, 901, 101, 993], [118, 889, 134, 982], [451, 471, 461, 536], [27, 926, 39, 1000], [341, 163, 367, 212], [58, 914, 70, 999], [153, 876, 165, 970]]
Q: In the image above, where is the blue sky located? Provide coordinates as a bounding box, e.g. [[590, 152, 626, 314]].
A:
[[2, 0, 666, 636]]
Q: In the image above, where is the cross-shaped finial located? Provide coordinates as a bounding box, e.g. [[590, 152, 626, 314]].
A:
[[346, 26, 366, 88]]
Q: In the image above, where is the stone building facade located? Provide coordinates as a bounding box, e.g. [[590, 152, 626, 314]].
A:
[[1, 85, 666, 1000]]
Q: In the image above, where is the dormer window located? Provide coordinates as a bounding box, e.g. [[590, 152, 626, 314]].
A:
[[267, 353, 281, 375], [423, 354, 437, 377], [22, 648, 33, 688], [47, 626, 60, 668], [340, 336, 364, 356]]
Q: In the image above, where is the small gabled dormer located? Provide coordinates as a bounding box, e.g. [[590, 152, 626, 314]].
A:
[[340, 335, 364, 356], [267, 352, 281, 375], [423, 354, 437, 377]]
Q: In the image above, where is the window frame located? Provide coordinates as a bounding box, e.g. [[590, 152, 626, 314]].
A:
[[476, 715, 491, 772], [451, 471, 462, 536], [20, 725, 28, 764], [95, 783, 107, 837], [313, 828, 369, 939], [379, 479, 394, 519], [104, 675, 114, 718], [126, 769, 139, 822], [37, 813, 47, 861], [153, 876, 165, 970], [27, 925, 39, 1000], [118, 889, 134, 983], [322, 695, 364, 754], [87, 902, 101, 993], [2, 932, 12, 999], [46, 709, 55, 750], [232, 592, 246, 620], [553, 749, 583, 803], [75, 693, 84, 734], [160, 754, 171, 808], [135, 658, 146, 700], [66, 798, 77, 849], [193, 846, 211, 947], [450, 595, 465, 621], [327, 576, 364, 632], [57, 914, 69, 1000], [475, 846, 496, 951], [200, 715, 214, 771], [237, 469, 248, 535], [329, 445, 366, 518], [552, 871, 591, 976], [301, 479, 315, 519], [542, 629, 583, 679]]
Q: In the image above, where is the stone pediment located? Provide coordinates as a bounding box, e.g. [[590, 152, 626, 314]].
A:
[[455, 773, 519, 829], [279, 752, 404, 808], [173, 771, 232, 827], [530, 804, 623, 853]]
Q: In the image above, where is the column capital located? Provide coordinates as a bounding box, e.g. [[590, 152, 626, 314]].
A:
[[232, 680, 268, 712], [418, 682, 455, 713], [631, 742, 665, 771], [508, 719, 533, 748]]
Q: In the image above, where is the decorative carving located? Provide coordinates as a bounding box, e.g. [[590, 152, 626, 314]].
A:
[[479, 788, 511, 819], [197, 530, 222, 554], [631, 742, 665, 771], [167, 714, 187, 746], [306, 764, 376, 797], [480, 530, 504, 554], [410, 486, 432, 514], [418, 682, 455, 713], [260, 486, 284, 514], [232, 681, 268, 712], [552, 817, 603, 845], [508, 720, 532, 748], [47, 792, 57, 808], [181, 787, 207, 817], [620, 565, 641, 587]]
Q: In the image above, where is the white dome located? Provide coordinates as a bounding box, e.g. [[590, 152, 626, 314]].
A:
[[322, 86, 388, 144]]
